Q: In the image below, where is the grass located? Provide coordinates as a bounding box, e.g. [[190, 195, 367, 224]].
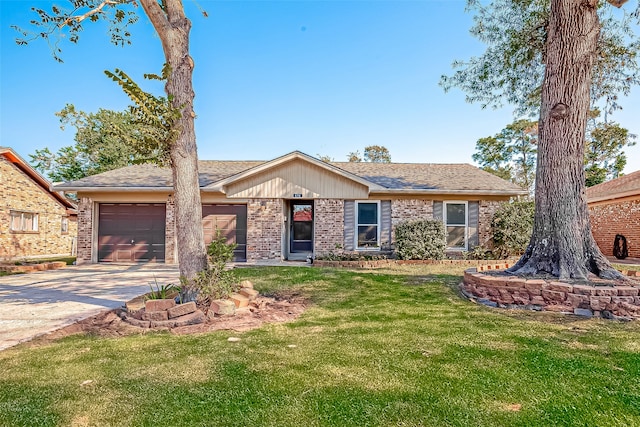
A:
[[1, 265, 640, 426]]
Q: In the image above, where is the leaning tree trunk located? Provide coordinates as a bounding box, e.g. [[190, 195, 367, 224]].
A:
[[140, 0, 208, 300], [509, 0, 621, 280]]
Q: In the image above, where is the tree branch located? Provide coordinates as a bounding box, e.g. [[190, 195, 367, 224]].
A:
[[59, 0, 128, 28]]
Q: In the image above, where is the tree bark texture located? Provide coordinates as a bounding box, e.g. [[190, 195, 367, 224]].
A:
[[139, 0, 208, 294], [509, 0, 621, 280]]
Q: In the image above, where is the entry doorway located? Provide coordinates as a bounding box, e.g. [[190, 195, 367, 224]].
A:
[[289, 201, 313, 260]]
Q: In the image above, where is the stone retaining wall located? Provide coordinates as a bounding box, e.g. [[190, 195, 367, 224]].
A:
[[463, 266, 640, 319]]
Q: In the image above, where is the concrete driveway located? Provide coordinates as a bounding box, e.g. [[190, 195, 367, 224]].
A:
[[0, 264, 179, 351]]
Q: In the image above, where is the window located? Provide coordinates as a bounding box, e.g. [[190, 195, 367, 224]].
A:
[[356, 201, 380, 249], [61, 217, 69, 234], [10, 211, 39, 233], [444, 202, 467, 250]]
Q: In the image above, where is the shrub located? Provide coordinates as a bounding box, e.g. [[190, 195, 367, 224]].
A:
[[394, 219, 446, 260], [182, 231, 239, 303], [491, 200, 535, 258]]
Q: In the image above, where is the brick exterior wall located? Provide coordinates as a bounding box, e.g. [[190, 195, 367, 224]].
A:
[[314, 199, 344, 256], [589, 198, 640, 258], [76, 197, 94, 264], [390, 199, 434, 242], [246, 199, 282, 260], [0, 157, 77, 260], [165, 196, 176, 264], [478, 200, 503, 248]]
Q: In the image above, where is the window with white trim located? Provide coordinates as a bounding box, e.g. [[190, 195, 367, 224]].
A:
[[356, 201, 380, 249], [10, 211, 39, 233], [444, 202, 467, 250]]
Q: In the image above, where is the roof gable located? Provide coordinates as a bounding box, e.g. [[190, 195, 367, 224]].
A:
[[0, 147, 76, 211], [205, 151, 383, 196]]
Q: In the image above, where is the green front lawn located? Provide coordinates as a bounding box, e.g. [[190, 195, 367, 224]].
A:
[[1, 265, 639, 426]]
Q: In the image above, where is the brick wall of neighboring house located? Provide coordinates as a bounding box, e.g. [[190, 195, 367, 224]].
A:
[[165, 197, 176, 264], [314, 199, 344, 256], [0, 157, 76, 260], [589, 198, 640, 258], [390, 199, 434, 242], [76, 197, 94, 264], [246, 199, 282, 260], [478, 200, 503, 248]]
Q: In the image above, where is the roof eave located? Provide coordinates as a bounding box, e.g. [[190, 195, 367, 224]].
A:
[[370, 189, 528, 196], [587, 189, 640, 204], [54, 186, 174, 193]]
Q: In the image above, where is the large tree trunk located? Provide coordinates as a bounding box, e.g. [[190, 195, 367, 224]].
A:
[[509, 0, 621, 280], [140, 0, 208, 300]]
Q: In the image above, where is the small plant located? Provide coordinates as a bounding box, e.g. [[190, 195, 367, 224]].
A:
[[182, 230, 238, 304], [394, 219, 446, 260], [147, 276, 180, 300], [463, 246, 494, 260]]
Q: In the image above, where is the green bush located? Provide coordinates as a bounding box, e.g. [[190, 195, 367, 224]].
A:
[[491, 200, 535, 258], [394, 219, 446, 260], [183, 231, 239, 302]]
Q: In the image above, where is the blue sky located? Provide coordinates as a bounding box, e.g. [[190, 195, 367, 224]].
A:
[[1, 0, 639, 172]]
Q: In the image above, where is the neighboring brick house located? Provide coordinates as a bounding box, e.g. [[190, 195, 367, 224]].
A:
[[0, 147, 77, 260], [587, 170, 640, 259], [54, 151, 526, 264]]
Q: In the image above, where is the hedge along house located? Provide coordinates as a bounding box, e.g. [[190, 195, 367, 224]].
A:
[[53, 151, 526, 264], [0, 146, 77, 260], [587, 170, 640, 259]]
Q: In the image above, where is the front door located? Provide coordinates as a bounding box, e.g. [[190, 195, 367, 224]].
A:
[[290, 202, 313, 255]]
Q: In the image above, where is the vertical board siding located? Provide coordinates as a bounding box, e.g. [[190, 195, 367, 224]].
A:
[[468, 201, 479, 248], [433, 201, 443, 221], [226, 159, 369, 199], [344, 200, 355, 251], [381, 200, 392, 249]]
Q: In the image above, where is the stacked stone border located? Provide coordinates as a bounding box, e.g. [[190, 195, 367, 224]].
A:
[[0, 261, 66, 273], [462, 264, 640, 319]]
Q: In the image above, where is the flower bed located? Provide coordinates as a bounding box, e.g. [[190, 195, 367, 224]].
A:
[[0, 261, 67, 273]]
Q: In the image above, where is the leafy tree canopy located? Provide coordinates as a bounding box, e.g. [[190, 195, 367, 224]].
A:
[[347, 145, 392, 163], [440, 0, 640, 116], [473, 119, 538, 192]]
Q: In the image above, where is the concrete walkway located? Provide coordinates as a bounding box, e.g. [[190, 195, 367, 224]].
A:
[[0, 264, 180, 351]]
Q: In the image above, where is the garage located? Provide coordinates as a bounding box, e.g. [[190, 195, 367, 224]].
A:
[[98, 204, 166, 262], [202, 204, 247, 261]]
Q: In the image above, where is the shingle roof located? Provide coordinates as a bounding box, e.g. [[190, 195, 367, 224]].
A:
[[54, 153, 525, 195], [586, 170, 640, 203]]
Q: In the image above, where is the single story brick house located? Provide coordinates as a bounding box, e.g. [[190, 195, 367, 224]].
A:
[[587, 170, 640, 259], [54, 151, 526, 264], [0, 146, 77, 260]]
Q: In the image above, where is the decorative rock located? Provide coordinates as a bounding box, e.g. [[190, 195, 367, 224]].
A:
[[239, 280, 254, 289], [230, 293, 249, 308], [210, 299, 236, 315], [572, 285, 598, 296], [616, 286, 639, 297], [530, 296, 545, 306], [573, 308, 593, 317], [150, 310, 205, 328], [590, 296, 612, 311], [548, 282, 573, 293], [541, 289, 566, 302], [168, 301, 197, 319], [146, 299, 176, 312], [228, 337, 241, 342], [595, 288, 618, 297], [239, 288, 259, 301], [567, 293, 590, 308], [477, 298, 498, 308], [142, 310, 169, 321]]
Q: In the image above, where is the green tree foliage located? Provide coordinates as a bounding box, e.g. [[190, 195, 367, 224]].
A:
[[440, 0, 640, 115], [473, 119, 538, 191], [347, 151, 363, 162], [585, 111, 637, 186], [364, 145, 392, 163], [347, 145, 392, 163], [491, 201, 535, 259], [30, 101, 168, 182], [394, 219, 446, 260]]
